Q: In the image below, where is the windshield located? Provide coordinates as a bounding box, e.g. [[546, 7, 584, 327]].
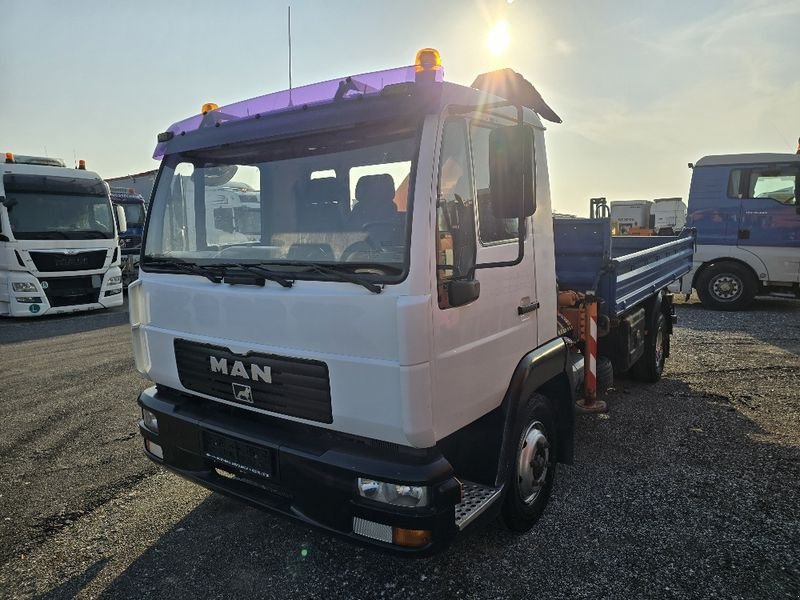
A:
[[3, 174, 115, 240], [143, 124, 419, 280], [122, 203, 146, 226]]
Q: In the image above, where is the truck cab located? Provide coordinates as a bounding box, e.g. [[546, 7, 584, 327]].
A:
[[0, 154, 125, 316], [110, 189, 147, 286], [682, 153, 800, 309], [132, 51, 690, 553]]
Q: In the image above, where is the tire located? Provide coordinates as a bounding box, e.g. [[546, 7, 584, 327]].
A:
[[630, 310, 668, 383], [502, 395, 557, 532], [696, 262, 757, 310], [596, 356, 614, 393]]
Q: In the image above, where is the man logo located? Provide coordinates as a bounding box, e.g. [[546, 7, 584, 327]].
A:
[[209, 356, 272, 383], [232, 383, 253, 404]]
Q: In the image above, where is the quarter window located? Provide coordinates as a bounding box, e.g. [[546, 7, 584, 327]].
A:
[[727, 169, 743, 199], [436, 119, 476, 308]]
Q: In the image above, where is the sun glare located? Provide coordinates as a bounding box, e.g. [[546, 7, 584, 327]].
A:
[[487, 20, 510, 56]]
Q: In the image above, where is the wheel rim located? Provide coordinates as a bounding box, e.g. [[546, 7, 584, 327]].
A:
[[655, 326, 664, 370], [517, 421, 550, 505], [710, 273, 743, 302]]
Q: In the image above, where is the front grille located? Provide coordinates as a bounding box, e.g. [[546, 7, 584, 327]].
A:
[[174, 339, 333, 424], [29, 250, 107, 272], [39, 275, 101, 307]]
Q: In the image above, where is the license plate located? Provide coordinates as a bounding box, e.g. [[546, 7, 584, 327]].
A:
[[203, 430, 274, 479]]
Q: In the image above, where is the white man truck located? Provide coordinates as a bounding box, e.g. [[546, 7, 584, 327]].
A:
[[0, 154, 126, 316], [132, 51, 694, 554]]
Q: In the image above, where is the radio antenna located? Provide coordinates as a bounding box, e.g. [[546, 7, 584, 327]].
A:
[[288, 6, 293, 106]]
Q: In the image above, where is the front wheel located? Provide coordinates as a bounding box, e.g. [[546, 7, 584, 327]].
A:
[[502, 396, 557, 532], [696, 262, 757, 310]]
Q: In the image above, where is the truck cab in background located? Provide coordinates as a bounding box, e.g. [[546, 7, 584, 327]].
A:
[[110, 189, 147, 286], [682, 153, 800, 309], [0, 153, 125, 317]]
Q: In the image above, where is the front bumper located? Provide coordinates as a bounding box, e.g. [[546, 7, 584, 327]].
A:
[[2, 268, 123, 317], [138, 386, 463, 555]]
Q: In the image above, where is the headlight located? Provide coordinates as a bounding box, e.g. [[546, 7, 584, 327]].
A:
[[142, 408, 159, 433], [108, 275, 122, 286], [357, 478, 429, 508], [15, 296, 43, 304], [12, 282, 37, 292]]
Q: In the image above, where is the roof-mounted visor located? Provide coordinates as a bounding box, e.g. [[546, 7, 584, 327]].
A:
[[153, 65, 444, 159]]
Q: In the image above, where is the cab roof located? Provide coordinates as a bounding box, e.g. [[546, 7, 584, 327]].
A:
[[153, 63, 548, 160], [695, 153, 800, 167]]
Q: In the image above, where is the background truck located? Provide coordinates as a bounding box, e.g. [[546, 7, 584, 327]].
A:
[[0, 153, 126, 317], [110, 189, 147, 286], [609, 197, 687, 236], [130, 50, 693, 554], [681, 153, 800, 309]]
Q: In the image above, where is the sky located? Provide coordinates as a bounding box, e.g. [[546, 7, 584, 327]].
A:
[[1, 0, 798, 216]]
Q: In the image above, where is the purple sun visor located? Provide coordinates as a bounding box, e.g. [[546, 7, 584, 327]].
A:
[[153, 64, 444, 159]]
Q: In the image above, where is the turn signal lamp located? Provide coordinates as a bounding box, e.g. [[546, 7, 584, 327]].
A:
[[392, 527, 432, 548], [78, 159, 86, 170], [201, 102, 219, 115], [5, 152, 13, 163]]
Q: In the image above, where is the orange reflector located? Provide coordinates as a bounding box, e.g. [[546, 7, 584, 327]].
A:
[[392, 527, 432, 548], [78, 159, 86, 170], [4, 152, 13, 163], [414, 48, 442, 72], [201, 102, 219, 115]]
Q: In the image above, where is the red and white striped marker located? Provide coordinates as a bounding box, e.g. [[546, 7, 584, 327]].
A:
[[583, 292, 598, 404], [577, 291, 606, 413]]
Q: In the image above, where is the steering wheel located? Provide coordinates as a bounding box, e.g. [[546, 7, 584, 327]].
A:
[[341, 236, 383, 262]]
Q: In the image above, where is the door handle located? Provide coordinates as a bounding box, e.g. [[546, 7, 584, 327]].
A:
[[518, 301, 540, 315], [738, 229, 750, 240]]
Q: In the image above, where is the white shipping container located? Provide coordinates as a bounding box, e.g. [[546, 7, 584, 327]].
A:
[[652, 197, 687, 234]]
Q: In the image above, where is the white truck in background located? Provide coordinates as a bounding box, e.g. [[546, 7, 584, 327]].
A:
[[609, 197, 687, 235], [0, 153, 126, 316]]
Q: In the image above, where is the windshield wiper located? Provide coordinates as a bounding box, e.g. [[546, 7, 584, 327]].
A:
[[262, 261, 383, 294], [144, 258, 223, 283], [207, 263, 294, 289]]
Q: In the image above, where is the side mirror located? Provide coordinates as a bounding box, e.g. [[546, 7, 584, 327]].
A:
[[115, 204, 128, 234], [489, 124, 535, 219], [448, 278, 480, 307]]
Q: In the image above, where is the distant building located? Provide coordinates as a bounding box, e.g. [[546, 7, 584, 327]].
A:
[[106, 169, 158, 204]]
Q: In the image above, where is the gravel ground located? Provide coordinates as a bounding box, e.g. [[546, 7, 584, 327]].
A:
[[0, 298, 798, 599]]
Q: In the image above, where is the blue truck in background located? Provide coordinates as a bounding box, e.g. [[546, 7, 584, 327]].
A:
[[681, 152, 800, 310], [109, 189, 146, 286]]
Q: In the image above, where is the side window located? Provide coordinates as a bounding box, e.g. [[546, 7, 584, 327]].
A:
[[470, 123, 520, 244], [727, 169, 743, 199], [747, 168, 797, 204], [436, 119, 476, 308]]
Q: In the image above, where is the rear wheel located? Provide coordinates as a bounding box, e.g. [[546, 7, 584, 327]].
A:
[[502, 395, 557, 532], [630, 310, 668, 383], [696, 262, 757, 310]]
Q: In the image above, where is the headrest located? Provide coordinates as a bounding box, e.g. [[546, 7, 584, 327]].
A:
[[305, 177, 342, 205], [355, 174, 395, 204]]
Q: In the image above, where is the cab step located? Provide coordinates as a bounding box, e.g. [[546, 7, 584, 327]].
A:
[[454, 481, 502, 530]]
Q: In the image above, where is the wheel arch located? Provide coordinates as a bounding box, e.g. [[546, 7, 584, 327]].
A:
[[435, 338, 574, 490], [691, 256, 763, 292]]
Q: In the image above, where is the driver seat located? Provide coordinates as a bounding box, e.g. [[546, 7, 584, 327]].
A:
[[349, 174, 397, 229]]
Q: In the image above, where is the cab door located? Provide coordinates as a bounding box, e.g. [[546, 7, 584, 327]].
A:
[[430, 116, 538, 440], [738, 164, 800, 283]]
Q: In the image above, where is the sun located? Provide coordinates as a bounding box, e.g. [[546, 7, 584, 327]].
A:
[[487, 20, 510, 56]]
